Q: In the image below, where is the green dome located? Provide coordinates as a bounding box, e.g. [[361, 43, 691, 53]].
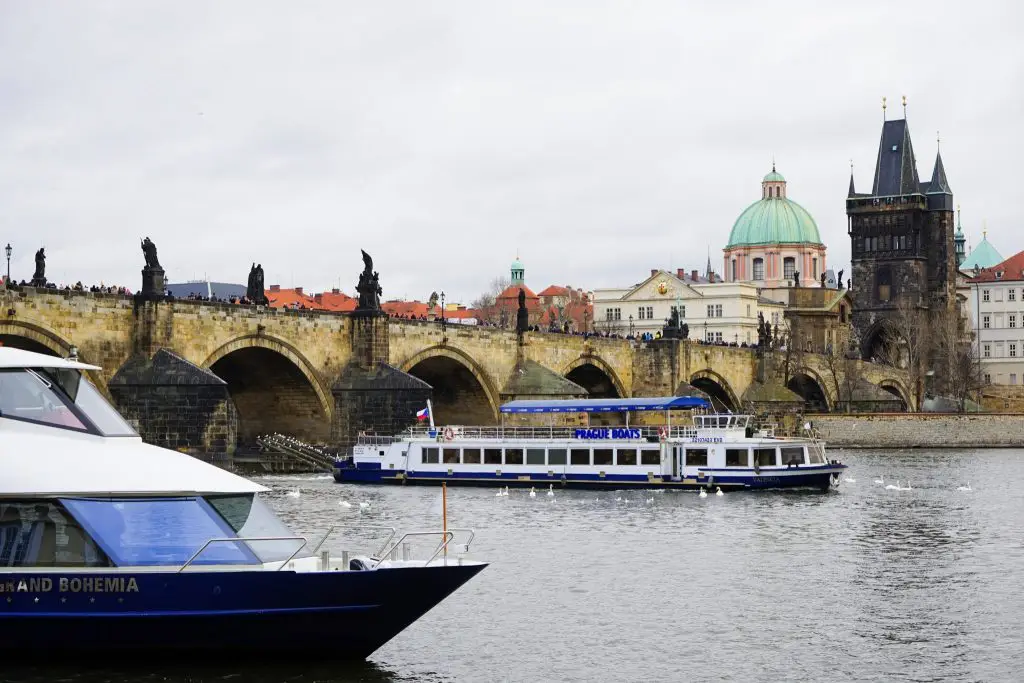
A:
[[726, 197, 822, 247], [763, 170, 786, 182], [511, 257, 523, 271]]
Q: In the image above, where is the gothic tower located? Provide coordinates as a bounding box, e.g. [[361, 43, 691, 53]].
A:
[[847, 115, 956, 359]]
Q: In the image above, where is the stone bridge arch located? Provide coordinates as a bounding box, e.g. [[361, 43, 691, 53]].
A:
[[0, 320, 74, 358], [202, 334, 334, 444], [562, 355, 628, 398], [878, 378, 910, 410], [689, 369, 740, 412], [787, 367, 833, 412], [400, 345, 500, 424]]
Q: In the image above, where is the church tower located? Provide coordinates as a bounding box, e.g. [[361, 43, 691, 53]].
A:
[[846, 109, 956, 359]]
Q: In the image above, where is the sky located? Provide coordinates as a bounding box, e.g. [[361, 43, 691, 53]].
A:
[[1, 1, 1022, 304]]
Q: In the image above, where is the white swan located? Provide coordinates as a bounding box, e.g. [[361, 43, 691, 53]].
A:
[[874, 475, 885, 485], [495, 489, 503, 497], [338, 500, 352, 508], [899, 482, 912, 491], [547, 484, 555, 497], [502, 486, 509, 497], [358, 501, 371, 509], [286, 489, 301, 498], [715, 487, 723, 496], [957, 482, 972, 492], [646, 496, 654, 504], [615, 496, 623, 502], [885, 481, 900, 490], [529, 487, 536, 498], [699, 488, 708, 498]]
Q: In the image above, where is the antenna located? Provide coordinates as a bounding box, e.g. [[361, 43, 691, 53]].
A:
[[937, 130, 941, 152]]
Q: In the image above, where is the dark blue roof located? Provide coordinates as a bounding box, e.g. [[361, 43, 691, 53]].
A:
[[500, 396, 710, 414]]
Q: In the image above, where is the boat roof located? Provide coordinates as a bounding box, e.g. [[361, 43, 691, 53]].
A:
[[0, 346, 101, 371], [500, 396, 710, 413]]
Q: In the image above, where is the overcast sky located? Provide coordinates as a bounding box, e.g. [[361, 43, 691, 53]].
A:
[[2, 1, 1021, 303]]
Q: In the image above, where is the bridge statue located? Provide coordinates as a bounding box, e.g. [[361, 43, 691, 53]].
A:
[[515, 287, 529, 333], [139, 236, 166, 300], [355, 250, 382, 313], [838, 269, 845, 290], [793, 270, 800, 288], [820, 272, 826, 288], [246, 263, 268, 305], [30, 248, 46, 287], [662, 307, 689, 339]]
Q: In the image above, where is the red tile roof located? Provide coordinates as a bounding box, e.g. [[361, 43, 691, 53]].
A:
[[265, 287, 319, 310], [496, 284, 539, 302], [968, 249, 1024, 283], [537, 285, 571, 297]]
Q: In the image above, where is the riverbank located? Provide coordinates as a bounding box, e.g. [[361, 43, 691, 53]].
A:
[[810, 413, 1024, 448]]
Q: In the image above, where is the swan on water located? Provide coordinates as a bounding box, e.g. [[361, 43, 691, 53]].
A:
[[495, 489, 503, 497], [286, 489, 301, 498], [885, 481, 900, 490], [874, 475, 885, 485], [547, 484, 555, 497], [699, 488, 708, 498], [359, 501, 371, 509], [339, 500, 353, 508], [529, 487, 536, 498], [957, 482, 972, 492], [502, 486, 510, 497], [715, 487, 723, 496]]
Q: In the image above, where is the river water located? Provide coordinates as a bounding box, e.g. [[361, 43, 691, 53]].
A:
[[6, 449, 1023, 682]]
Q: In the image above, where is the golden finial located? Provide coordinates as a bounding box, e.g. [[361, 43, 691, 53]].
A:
[[902, 95, 907, 117], [882, 96, 887, 119]]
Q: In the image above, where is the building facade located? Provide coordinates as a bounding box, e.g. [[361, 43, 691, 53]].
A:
[[846, 116, 957, 359], [723, 167, 826, 288], [592, 269, 785, 344], [967, 250, 1024, 385]]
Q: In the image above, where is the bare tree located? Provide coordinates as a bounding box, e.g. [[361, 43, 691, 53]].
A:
[[778, 315, 805, 385], [470, 276, 510, 326], [932, 306, 983, 412], [822, 326, 865, 413], [882, 297, 930, 411]]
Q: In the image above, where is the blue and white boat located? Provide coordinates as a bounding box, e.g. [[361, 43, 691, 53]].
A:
[[0, 347, 485, 659], [335, 397, 846, 492]]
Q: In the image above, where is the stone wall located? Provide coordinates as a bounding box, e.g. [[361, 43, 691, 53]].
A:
[[112, 384, 238, 455], [810, 413, 1024, 448]]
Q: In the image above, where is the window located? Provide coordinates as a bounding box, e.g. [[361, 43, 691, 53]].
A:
[[646, 306, 653, 319], [640, 449, 660, 465], [747, 304, 751, 317], [638, 307, 645, 320], [526, 449, 545, 465], [1011, 315, 1017, 329], [570, 449, 590, 466], [780, 447, 804, 466], [504, 448, 524, 465], [207, 494, 310, 562], [983, 290, 990, 302], [731, 260, 737, 281], [685, 448, 708, 467], [755, 448, 776, 467], [484, 448, 502, 465], [984, 373, 991, 384], [462, 448, 481, 464], [812, 258, 818, 278], [0, 500, 109, 567], [423, 447, 440, 464], [1011, 343, 1018, 358], [0, 369, 88, 432], [548, 449, 567, 466], [593, 449, 613, 466], [672, 305, 685, 319], [707, 304, 714, 318], [1010, 289, 1017, 302], [714, 332, 723, 343], [877, 267, 892, 303], [725, 449, 748, 467], [443, 448, 460, 464], [783, 257, 796, 280], [753, 258, 765, 280], [983, 316, 990, 329], [616, 448, 637, 466], [715, 304, 723, 317], [61, 497, 258, 567], [613, 308, 621, 321], [983, 344, 991, 358]]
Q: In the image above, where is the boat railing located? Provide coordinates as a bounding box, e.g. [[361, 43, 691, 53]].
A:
[[178, 536, 309, 573], [312, 525, 397, 556], [372, 528, 476, 568], [379, 425, 705, 442]]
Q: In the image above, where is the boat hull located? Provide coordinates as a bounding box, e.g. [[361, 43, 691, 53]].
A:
[[334, 462, 845, 491], [0, 563, 485, 660]]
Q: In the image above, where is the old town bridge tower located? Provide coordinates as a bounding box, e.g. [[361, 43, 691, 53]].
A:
[[846, 113, 956, 360]]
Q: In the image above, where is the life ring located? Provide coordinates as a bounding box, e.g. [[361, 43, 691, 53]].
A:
[[443, 427, 455, 442], [657, 426, 669, 441]]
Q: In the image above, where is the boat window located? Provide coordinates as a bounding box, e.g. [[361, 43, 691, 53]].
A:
[[781, 447, 805, 466], [0, 369, 88, 432], [42, 369, 137, 437], [206, 494, 310, 561], [548, 449, 567, 465], [526, 448, 545, 465], [60, 497, 259, 567], [570, 449, 590, 465], [616, 448, 637, 466], [593, 449, 613, 466], [0, 500, 111, 567], [726, 449, 749, 467], [443, 448, 460, 464], [685, 448, 708, 467], [484, 448, 502, 465], [755, 448, 777, 467], [463, 448, 482, 464], [640, 449, 660, 465], [423, 447, 440, 464], [504, 448, 524, 465], [807, 446, 824, 464]]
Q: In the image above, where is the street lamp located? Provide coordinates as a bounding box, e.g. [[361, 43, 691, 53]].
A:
[[439, 291, 447, 343], [629, 314, 634, 337], [583, 310, 589, 336], [4, 243, 10, 283]]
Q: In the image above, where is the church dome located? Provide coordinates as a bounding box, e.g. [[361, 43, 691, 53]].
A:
[[726, 168, 822, 247]]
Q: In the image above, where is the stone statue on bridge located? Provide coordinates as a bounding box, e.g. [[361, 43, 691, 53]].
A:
[[838, 269, 845, 290], [793, 270, 800, 288], [139, 236, 165, 300], [355, 249, 382, 313], [246, 263, 268, 305], [515, 287, 529, 334], [820, 272, 826, 288], [30, 248, 46, 287], [662, 307, 689, 340]]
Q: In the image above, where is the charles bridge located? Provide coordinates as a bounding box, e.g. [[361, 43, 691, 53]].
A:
[[0, 286, 910, 457]]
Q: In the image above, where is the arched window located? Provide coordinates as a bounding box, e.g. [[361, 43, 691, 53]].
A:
[[783, 257, 796, 280], [731, 259, 737, 281], [753, 258, 765, 280]]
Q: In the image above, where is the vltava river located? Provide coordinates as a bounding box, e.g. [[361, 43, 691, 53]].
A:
[[5, 449, 1023, 682]]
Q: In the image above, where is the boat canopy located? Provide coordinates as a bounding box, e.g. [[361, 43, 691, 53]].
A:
[[499, 396, 710, 414]]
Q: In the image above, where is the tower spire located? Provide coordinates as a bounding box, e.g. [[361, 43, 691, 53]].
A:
[[848, 159, 856, 197]]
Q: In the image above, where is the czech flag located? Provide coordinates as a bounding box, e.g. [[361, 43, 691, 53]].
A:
[[416, 406, 430, 421]]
